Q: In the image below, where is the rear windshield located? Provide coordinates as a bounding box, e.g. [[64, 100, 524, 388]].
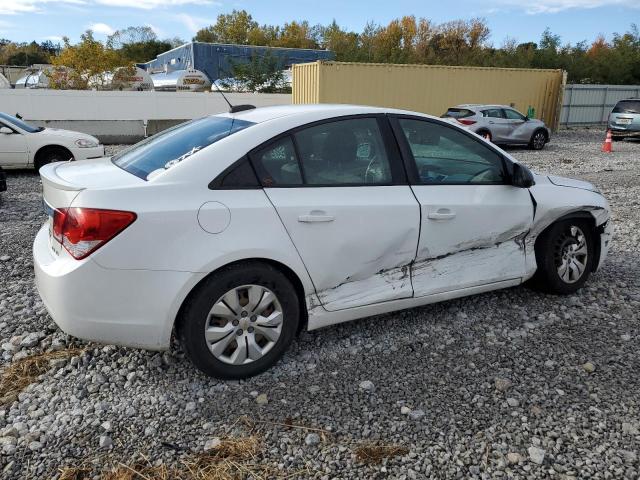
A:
[[441, 108, 475, 119], [612, 100, 640, 114], [112, 116, 255, 180]]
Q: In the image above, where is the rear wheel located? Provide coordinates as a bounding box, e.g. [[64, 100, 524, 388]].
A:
[[178, 262, 300, 379], [528, 130, 547, 150], [531, 219, 594, 294]]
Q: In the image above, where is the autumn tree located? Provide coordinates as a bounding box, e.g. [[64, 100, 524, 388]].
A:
[[50, 30, 126, 89]]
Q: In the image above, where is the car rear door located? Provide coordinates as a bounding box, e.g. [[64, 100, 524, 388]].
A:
[[0, 122, 28, 166], [390, 115, 534, 297], [250, 115, 420, 312]]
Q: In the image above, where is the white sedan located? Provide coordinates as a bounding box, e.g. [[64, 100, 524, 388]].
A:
[[0, 112, 104, 170], [34, 105, 612, 379]]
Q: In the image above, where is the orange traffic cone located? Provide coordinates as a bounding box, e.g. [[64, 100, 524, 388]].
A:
[[602, 130, 613, 153]]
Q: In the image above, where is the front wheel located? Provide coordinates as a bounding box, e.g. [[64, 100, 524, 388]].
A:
[[531, 219, 594, 294], [178, 262, 300, 379], [528, 130, 547, 150]]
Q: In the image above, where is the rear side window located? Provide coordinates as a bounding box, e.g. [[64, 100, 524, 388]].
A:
[[442, 108, 475, 119], [112, 116, 254, 180], [293, 118, 392, 185], [252, 136, 302, 186], [397, 118, 506, 185], [482, 109, 504, 118], [612, 100, 640, 114]]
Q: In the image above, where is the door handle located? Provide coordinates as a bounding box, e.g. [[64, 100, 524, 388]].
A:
[[427, 209, 456, 220], [298, 211, 335, 223], [488, 121, 495, 124]]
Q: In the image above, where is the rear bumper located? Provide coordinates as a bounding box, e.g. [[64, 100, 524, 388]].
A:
[[608, 124, 640, 137], [33, 224, 197, 350]]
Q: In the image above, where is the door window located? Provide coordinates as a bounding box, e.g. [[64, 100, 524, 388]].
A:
[[252, 136, 302, 186], [293, 118, 393, 185], [397, 119, 507, 185], [503, 109, 526, 121], [482, 109, 504, 118]]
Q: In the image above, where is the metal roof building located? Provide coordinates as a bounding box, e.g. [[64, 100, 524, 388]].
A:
[[142, 42, 334, 82]]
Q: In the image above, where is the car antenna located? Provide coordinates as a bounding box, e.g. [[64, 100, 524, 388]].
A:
[[212, 80, 255, 114]]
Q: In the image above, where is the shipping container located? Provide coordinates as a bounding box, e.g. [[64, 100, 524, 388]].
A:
[[293, 61, 565, 129]]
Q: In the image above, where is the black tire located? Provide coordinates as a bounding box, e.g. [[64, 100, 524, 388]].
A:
[[528, 130, 547, 150], [178, 261, 300, 379], [34, 147, 73, 171], [478, 130, 492, 142], [531, 219, 595, 294]]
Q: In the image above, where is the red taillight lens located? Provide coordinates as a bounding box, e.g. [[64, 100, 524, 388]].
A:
[[52, 207, 136, 260], [458, 119, 477, 125]]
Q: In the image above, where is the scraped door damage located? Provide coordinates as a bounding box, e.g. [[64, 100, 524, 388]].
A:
[[411, 185, 534, 296], [264, 186, 420, 311]]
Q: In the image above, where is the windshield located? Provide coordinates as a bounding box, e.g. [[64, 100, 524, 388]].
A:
[[612, 100, 640, 114], [112, 116, 255, 180], [0, 112, 43, 133]]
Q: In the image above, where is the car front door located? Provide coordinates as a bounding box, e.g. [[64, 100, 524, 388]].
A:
[[250, 116, 420, 311], [390, 116, 534, 297], [502, 108, 530, 143], [0, 122, 28, 166], [481, 108, 510, 143]]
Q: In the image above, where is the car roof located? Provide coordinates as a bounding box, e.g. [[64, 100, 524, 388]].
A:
[[454, 104, 512, 110], [215, 104, 434, 124]]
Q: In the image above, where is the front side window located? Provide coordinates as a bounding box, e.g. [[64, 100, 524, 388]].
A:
[[503, 109, 526, 121], [397, 118, 506, 185], [293, 118, 392, 185], [112, 116, 254, 180]]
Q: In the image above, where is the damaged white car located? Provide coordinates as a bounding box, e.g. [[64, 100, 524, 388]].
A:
[[34, 105, 612, 379]]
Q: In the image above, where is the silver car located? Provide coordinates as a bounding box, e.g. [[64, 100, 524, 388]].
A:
[[608, 99, 640, 140], [442, 104, 551, 150]]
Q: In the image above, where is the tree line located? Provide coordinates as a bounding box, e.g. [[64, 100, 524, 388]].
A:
[[195, 10, 640, 85]]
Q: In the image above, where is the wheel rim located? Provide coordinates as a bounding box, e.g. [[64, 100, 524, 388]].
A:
[[204, 285, 283, 365], [555, 226, 588, 284], [534, 132, 545, 149]]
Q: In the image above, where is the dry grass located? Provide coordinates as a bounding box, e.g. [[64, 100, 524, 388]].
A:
[[59, 466, 93, 480], [0, 348, 83, 405], [354, 442, 409, 464]]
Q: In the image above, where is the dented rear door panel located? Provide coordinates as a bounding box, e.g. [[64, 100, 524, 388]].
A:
[[410, 185, 534, 297], [265, 186, 420, 311]]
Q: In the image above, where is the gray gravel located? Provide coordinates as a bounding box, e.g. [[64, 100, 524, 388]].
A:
[[0, 129, 639, 479]]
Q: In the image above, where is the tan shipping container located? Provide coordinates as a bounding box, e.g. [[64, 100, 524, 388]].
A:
[[293, 61, 565, 130]]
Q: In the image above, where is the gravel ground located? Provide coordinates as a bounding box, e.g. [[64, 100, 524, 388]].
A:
[[0, 129, 638, 479]]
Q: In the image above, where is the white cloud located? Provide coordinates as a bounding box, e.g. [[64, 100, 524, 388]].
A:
[[0, 0, 84, 15], [177, 13, 210, 33], [0, 0, 216, 15], [43, 34, 64, 41], [88, 22, 114, 35], [495, 0, 640, 14]]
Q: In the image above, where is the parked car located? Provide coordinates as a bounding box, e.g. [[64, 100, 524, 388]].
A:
[[0, 166, 6, 192], [608, 99, 640, 140], [442, 104, 551, 150], [0, 112, 104, 170], [34, 104, 611, 379]]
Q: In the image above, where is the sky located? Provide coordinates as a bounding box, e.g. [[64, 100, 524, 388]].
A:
[[0, 0, 638, 47]]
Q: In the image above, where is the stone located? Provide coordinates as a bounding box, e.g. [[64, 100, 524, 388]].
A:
[[583, 362, 596, 373], [255, 394, 268, 405], [358, 380, 375, 392], [204, 438, 221, 451], [99, 435, 113, 448], [528, 446, 545, 465], [305, 433, 321, 446]]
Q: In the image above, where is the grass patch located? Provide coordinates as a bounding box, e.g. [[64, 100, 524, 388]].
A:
[[0, 348, 83, 405], [354, 442, 409, 464]]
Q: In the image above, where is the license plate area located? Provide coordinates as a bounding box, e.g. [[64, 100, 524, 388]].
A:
[[617, 118, 633, 125]]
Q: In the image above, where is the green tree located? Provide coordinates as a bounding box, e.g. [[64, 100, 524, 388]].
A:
[[194, 10, 262, 44]]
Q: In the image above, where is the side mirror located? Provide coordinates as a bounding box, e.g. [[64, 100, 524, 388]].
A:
[[512, 162, 535, 188], [0, 127, 13, 135]]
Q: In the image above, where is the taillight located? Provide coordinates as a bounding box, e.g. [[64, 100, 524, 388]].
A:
[[458, 119, 477, 126], [51, 207, 136, 260]]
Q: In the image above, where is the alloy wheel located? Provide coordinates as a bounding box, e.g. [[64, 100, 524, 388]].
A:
[[204, 285, 283, 365], [555, 226, 588, 284], [533, 132, 546, 149]]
